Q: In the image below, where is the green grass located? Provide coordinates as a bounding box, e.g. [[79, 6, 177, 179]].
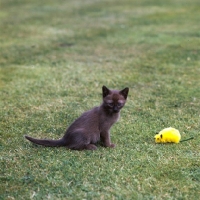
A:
[[0, 0, 200, 199]]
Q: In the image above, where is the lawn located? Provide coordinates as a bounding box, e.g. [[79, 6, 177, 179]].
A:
[[0, 0, 200, 199]]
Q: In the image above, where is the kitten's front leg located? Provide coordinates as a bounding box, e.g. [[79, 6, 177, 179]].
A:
[[100, 131, 115, 148]]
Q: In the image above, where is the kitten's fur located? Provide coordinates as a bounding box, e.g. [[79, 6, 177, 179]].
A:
[[25, 86, 129, 150]]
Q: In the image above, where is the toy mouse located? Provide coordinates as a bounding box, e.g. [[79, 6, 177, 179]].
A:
[[154, 127, 193, 144]]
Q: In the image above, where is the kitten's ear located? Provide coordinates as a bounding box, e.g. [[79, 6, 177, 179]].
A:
[[102, 85, 110, 98], [120, 87, 129, 99]]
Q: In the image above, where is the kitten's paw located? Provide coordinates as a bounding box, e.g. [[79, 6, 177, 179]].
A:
[[85, 144, 97, 150], [109, 143, 116, 148], [103, 143, 116, 148]]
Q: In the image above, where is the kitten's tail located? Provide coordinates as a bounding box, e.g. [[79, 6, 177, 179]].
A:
[[24, 135, 66, 147]]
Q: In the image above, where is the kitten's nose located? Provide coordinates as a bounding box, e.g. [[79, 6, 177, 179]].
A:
[[113, 106, 118, 112]]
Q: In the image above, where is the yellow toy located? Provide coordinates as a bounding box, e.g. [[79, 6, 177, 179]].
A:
[[154, 127, 193, 144]]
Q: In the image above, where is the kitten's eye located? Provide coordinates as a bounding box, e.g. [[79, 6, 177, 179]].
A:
[[108, 103, 114, 107], [117, 103, 123, 107]]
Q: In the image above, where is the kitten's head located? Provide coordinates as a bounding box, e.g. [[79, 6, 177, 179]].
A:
[[102, 85, 129, 113]]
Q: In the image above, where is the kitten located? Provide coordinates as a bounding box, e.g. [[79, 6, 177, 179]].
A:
[[25, 86, 129, 150]]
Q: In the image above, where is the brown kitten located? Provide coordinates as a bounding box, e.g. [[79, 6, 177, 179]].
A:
[[25, 86, 129, 150]]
